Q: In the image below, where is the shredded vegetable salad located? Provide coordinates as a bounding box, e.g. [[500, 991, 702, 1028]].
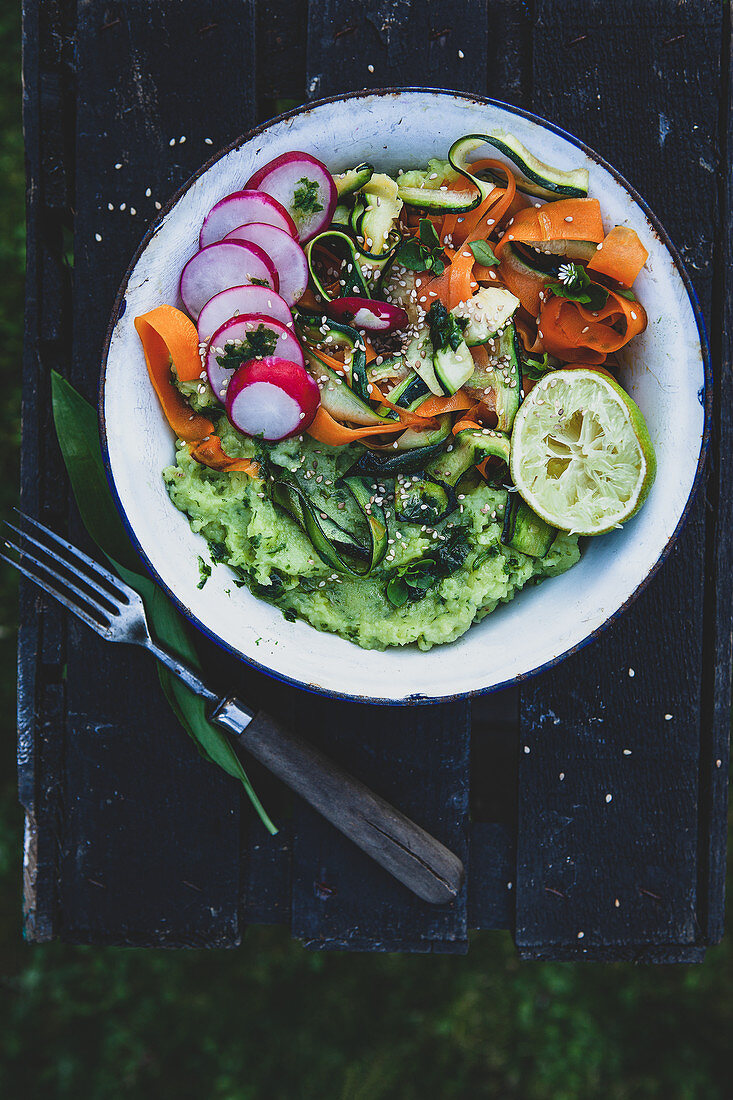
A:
[[135, 132, 655, 649]]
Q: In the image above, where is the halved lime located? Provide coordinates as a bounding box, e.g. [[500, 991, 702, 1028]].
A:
[[510, 369, 656, 536]]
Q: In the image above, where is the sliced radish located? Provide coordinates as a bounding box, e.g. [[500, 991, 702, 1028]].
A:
[[245, 152, 336, 243], [224, 222, 309, 307], [197, 285, 293, 344], [179, 241, 278, 319], [200, 189, 297, 248], [206, 314, 305, 401], [226, 357, 320, 440], [326, 296, 408, 333]]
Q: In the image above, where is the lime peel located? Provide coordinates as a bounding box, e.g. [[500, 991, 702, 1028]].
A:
[[510, 369, 656, 536]]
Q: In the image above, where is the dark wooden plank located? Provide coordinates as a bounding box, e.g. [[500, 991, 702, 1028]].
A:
[[305, 0, 488, 98], [49, 0, 267, 944], [467, 823, 514, 929], [19, 0, 76, 941], [698, 1, 732, 944], [515, 0, 721, 955], [288, 0, 508, 953], [254, 0, 308, 117], [289, 699, 469, 952]]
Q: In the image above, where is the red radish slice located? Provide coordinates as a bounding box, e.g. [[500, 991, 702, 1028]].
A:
[[200, 189, 297, 248], [180, 241, 278, 319], [326, 296, 408, 333], [206, 314, 305, 401], [226, 357, 320, 440], [197, 285, 293, 344], [224, 222, 308, 307], [245, 152, 336, 243]]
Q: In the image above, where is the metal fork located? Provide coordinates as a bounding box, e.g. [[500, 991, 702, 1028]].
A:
[[4, 512, 464, 905]]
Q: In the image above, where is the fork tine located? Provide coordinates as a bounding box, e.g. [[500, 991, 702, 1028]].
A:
[[5, 524, 125, 614], [4, 534, 117, 624], [1, 551, 110, 637], [12, 510, 136, 602]]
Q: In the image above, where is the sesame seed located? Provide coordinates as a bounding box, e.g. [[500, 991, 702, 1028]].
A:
[[628, 667, 635, 677], [114, 162, 122, 170], [664, 713, 673, 721], [368, 64, 375, 73], [145, 187, 152, 197], [155, 201, 162, 210], [169, 138, 176, 146], [204, 137, 213, 145], [559, 772, 565, 780], [458, 49, 465, 58], [523, 745, 530, 754], [564, 215, 574, 223], [95, 232, 102, 242], [596, 243, 603, 250], [605, 793, 613, 803], [119, 202, 126, 211], [623, 749, 632, 755], [577, 931, 584, 940]]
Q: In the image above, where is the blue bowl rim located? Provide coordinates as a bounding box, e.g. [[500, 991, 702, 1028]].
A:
[[98, 87, 712, 707]]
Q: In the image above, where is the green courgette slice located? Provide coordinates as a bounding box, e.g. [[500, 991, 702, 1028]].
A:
[[453, 131, 589, 201], [501, 492, 557, 558], [305, 229, 372, 301], [273, 475, 388, 576], [333, 163, 374, 198]]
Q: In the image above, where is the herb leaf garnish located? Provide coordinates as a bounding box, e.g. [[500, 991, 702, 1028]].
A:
[[468, 240, 501, 267], [197, 556, 212, 589], [549, 263, 609, 310], [293, 177, 324, 216], [216, 325, 278, 372], [396, 217, 447, 275], [385, 528, 470, 608]]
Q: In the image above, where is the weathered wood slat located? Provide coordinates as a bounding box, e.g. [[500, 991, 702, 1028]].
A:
[[20, 0, 74, 942], [515, 0, 721, 956], [699, 2, 733, 944], [287, 0, 502, 953], [54, 0, 267, 945]]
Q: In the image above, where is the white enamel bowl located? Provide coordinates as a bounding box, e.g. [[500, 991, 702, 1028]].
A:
[[101, 90, 710, 704]]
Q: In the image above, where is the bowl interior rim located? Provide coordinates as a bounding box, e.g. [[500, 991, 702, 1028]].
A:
[[98, 87, 712, 706]]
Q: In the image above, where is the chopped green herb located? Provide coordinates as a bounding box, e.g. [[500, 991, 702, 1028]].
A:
[[215, 325, 279, 372], [250, 277, 271, 287], [468, 240, 500, 267], [208, 541, 228, 563], [197, 556, 212, 589], [428, 300, 465, 353], [385, 527, 470, 607], [615, 287, 638, 301], [293, 177, 324, 217]]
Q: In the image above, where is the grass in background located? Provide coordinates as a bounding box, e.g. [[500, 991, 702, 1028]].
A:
[[0, 6, 731, 1098]]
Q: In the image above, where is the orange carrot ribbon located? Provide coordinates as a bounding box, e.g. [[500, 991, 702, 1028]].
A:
[[586, 225, 648, 287], [134, 305, 259, 476]]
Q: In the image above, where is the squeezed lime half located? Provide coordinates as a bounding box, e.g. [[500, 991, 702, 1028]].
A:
[[510, 369, 656, 536]]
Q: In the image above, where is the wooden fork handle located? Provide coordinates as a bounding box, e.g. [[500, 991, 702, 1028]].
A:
[[212, 696, 465, 905]]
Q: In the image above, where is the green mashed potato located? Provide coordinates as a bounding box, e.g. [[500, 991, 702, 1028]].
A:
[[164, 416, 580, 651]]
